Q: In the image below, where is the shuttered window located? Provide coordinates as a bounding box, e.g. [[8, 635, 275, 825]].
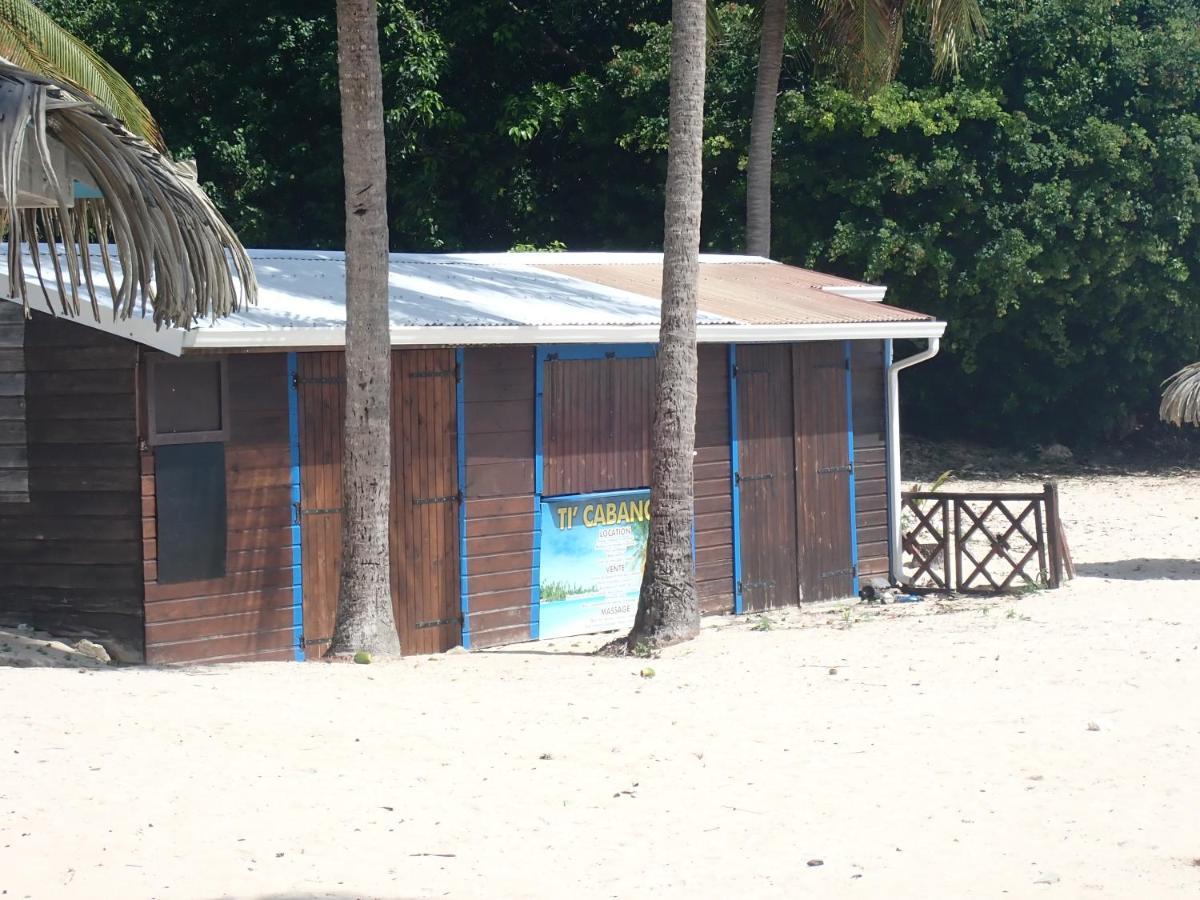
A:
[[542, 353, 655, 496], [148, 357, 228, 445], [147, 356, 229, 582]]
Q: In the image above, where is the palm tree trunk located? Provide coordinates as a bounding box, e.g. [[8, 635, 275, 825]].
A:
[[328, 0, 400, 657], [627, 0, 707, 650], [745, 0, 788, 259]]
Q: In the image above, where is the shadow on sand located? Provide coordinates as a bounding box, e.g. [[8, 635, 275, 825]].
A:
[[1075, 558, 1200, 580]]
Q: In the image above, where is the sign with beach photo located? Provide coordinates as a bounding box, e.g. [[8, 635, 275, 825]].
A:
[[537, 489, 651, 640]]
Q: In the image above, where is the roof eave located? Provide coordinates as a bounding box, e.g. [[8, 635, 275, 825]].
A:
[[1, 293, 184, 354]]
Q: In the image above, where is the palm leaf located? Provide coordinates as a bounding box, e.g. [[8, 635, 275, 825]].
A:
[[0, 60, 254, 328], [0, 0, 163, 149], [1160, 362, 1200, 427], [801, 0, 983, 93], [921, 0, 987, 76]]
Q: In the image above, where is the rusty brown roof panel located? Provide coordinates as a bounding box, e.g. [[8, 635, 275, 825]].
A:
[[534, 260, 934, 325]]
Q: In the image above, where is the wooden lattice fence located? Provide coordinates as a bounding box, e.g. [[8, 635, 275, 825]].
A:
[[901, 483, 1071, 593]]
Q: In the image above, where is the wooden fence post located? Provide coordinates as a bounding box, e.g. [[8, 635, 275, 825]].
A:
[[1043, 482, 1063, 589]]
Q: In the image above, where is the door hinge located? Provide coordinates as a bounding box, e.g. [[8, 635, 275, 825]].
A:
[[300, 506, 344, 516], [736, 473, 774, 484], [820, 567, 855, 579], [415, 615, 461, 630], [742, 579, 776, 590], [413, 492, 460, 506], [299, 635, 332, 648], [817, 464, 853, 475], [293, 374, 343, 386], [409, 368, 456, 379]]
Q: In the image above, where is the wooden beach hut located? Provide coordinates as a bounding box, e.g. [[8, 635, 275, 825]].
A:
[[0, 250, 945, 663]]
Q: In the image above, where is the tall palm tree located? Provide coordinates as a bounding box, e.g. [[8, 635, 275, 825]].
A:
[[744, 0, 986, 258], [328, 0, 401, 658], [0, 0, 162, 147], [627, 0, 708, 650]]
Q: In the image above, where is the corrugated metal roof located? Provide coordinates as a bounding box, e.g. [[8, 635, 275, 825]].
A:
[[1, 249, 944, 353], [535, 259, 931, 325]]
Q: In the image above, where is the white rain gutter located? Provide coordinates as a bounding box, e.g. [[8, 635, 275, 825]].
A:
[[886, 336, 941, 585]]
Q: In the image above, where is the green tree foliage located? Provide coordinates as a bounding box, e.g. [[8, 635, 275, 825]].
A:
[[781, 0, 1200, 444], [42, 0, 446, 248], [46, 0, 1200, 444]]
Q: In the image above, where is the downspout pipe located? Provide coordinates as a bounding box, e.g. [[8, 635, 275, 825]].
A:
[[886, 337, 941, 586]]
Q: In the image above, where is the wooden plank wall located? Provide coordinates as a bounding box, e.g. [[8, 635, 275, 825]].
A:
[[462, 347, 536, 648], [465, 346, 735, 644], [0, 304, 28, 502], [542, 356, 654, 496], [851, 340, 889, 581], [143, 353, 298, 664], [694, 345, 734, 614], [0, 311, 144, 660]]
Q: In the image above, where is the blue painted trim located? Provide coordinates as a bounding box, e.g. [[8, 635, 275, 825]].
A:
[[72, 180, 103, 200], [542, 487, 650, 504], [845, 341, 859, 597], [728, 344, 744, 615], [455, 348, 470, 650], [542, 343, 656, 361], [286, 352, 304, 660], [531, 347, 547, 639], [883, 338, 894, 581]]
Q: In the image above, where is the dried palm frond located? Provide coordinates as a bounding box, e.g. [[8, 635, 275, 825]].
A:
[[0, 59, 255, 329], [806, 0, 985, 94], [1160, 362, 1200, 427], [0, 0, 162, 149]]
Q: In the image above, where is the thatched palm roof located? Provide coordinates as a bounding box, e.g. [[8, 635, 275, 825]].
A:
[[0, 58, 254, 329], [1160, 362, 1200, 427]]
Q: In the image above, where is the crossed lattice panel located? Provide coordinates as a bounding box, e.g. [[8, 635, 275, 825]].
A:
[[953, 498, 1047, 592], [901, 489, 1060, 594], [901, 495, 950, 590]]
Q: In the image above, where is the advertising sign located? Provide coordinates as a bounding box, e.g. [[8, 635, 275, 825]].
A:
[[538, 489, 651, 641]]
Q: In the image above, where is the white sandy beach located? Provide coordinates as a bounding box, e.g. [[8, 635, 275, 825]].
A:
[[2, 472, 1199, 899]]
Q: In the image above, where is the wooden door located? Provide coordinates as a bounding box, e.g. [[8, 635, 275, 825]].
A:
[[296, 352, 344, 655], [390, 349, 461, 654], [793, 342, 854, 601], [297, 349, 462, 656], [735, 344, 800, 611]]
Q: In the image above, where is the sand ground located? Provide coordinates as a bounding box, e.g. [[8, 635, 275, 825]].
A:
[[2, 473, 1199, 899]]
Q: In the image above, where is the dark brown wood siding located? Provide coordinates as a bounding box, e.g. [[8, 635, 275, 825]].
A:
[[793, 342, 853, 601], [143, 353, 297, 664], [462, 347, 536, 648], [694, 345, 734, 614], [734, 344, 800, 611], [0, 304, 28, 502], [851, 340, 889, 580], [0, 311, 144, 661], [542, 355, 654, 496]]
